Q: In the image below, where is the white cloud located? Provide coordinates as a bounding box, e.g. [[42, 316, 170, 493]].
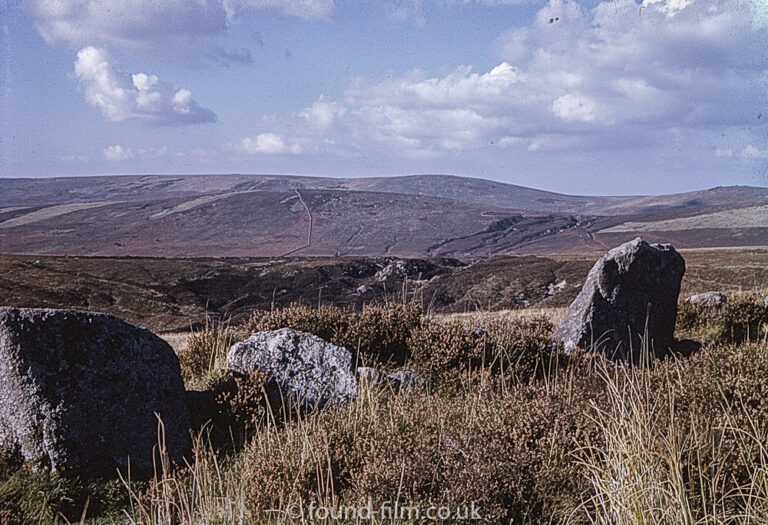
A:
[[300, 96, 345, 129], [239, 133, 303, 154], [103, 145, 134, 161], [741, 145, 768, 159], [33, 0, 232, 59], [715, 148, 734, 158], [233, 0, 335, 20], [74, 47, 216, 125], [257, 0, 765, 160], [103, 144, 169, 161], [493, 27, 532, 62], [551, 94, 596, 123], [31, 0, 334, 61]]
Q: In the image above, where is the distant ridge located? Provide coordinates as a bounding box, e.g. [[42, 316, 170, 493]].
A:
[[2, 174, 767, 215], [1, 174, 766, 258]]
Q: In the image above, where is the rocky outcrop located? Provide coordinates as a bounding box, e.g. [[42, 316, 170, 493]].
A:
[[228, 328, 357, 409], [0, 308, 190, 474], [552, 238, 685, 364], [687, 292, 727, 310]]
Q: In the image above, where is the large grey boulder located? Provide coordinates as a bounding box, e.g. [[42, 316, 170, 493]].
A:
[[0, 308, 190, 474], [228, 328, 357, 409], [552, 238, 685, 363]]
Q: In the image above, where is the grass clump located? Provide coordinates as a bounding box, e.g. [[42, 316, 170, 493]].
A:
[[247, 303, 423, 366], [239, 379, 600, 524], [179, 320, 245, 390], [0, 446, 139, 524], [677, 293, 767, 344], [576, 342, 768, 524], [409, 315, 558, 382]]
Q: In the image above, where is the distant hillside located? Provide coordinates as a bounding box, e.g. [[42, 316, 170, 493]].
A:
[[3, 174, 767, 215], [0, 189, 557, 257], [0, 174, 766, 257]]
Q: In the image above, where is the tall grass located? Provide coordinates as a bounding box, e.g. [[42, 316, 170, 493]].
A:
[[122, 304, 768, 525], [7, 304, 766, 523], [120, 424, 250, 525], [575, 347, 768, 525]]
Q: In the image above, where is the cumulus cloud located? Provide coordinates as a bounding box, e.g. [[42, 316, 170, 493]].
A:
[[551, 94, 596, 123], [300, 96, 346, 129], [741, 145, 768, 159], [238, 133, 303, 154], [234, 0, 335, 20], [255, 0, 765, 161], [102, 144, 168, 161], [74, 47, 216, 125], [103, 145, 134, 161], [31, 0, 334, 61]]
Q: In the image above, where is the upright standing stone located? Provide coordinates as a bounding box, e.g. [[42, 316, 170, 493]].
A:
[[0, 308, 190, 474], [552, 238, 685, 363]]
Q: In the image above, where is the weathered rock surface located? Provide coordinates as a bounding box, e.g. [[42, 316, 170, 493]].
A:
[[687, 292, 727, 310], [0, 308, 190, 474], [387, 370, 427, 394], [357, 367, 426, 394], [228, 328, 357, 409], [357, 366, 384, 385], [552, 238, 685, 363]]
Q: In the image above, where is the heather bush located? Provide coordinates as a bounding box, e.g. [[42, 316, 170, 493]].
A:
[[408, 315, 558, 382], [240, 379, 601, 524], [179, 321, 245, 389], [333, 304, 423, 365], [677, 293, 767, 344], [207, 370, 271, 449], [407, 320, 485, 377], [247, 303, 346, 343], [722, 294, 768, 342], [247, 303, 422, 365]]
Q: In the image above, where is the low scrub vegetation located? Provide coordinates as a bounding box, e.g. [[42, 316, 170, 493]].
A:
[[677, 293, 768, 344], [3, 302, 768, 523], [247, 303, 423, 366]]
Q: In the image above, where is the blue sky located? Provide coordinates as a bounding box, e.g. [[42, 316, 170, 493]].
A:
[[1, 0, 766, 195]]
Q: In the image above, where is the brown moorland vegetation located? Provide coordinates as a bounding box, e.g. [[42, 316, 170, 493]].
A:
[[2, 297, 766, 523]]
